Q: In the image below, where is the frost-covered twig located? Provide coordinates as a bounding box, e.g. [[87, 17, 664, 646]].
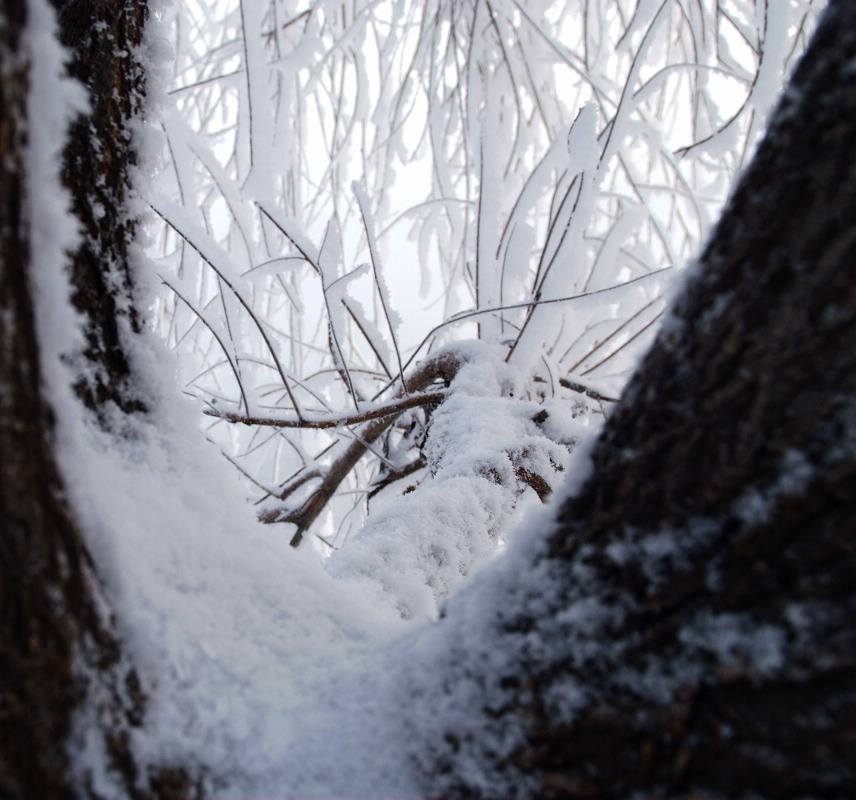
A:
[[401, 267, 673, 374], [162, 276, 250, 414], [152, 204, 305, 419]]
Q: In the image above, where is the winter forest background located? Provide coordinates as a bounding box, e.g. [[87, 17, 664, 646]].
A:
[[1, 0, 853, 798], [154, 0, 818, 551]]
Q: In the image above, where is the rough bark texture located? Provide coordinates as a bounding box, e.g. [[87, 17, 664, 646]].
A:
[[454, 2, 855, 796], [0, 2, 194, 798], [51, 0, 150, 418], [0, 5, 127, 798]]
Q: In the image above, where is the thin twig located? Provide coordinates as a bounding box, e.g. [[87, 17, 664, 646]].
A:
[[152, 204, 305, 419], [352, 182, 407, 392], [161, 276, 250, 414], [558, 377, 619, 403]]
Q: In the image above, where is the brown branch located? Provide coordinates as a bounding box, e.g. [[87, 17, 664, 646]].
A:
[[205, 390, 447, 430], [274, 469, 323, 503], [258, 351, 463, 545], [558, 377, 619, 403], [367, 456, 428, 504], [514, 466, 553, 502]]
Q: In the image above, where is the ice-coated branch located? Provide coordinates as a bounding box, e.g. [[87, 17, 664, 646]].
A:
[[558, 377, 619, 404]]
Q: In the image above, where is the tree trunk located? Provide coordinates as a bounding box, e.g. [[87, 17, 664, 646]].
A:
[[0, 6, 112, 798], [432, 1, 855, 796], [0, 2, 193, 797], [55, 0, 151, 418]]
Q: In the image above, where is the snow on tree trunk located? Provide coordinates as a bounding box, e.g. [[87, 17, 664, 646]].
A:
[[0, 2, 195, 798], [413, 2, 855, 796]]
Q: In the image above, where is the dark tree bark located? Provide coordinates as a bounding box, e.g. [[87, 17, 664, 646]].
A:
[[55, 0, 151, 418], [432, 2, 855, 797], [0, 2, 193, 798], [0, 7, 106, 798]]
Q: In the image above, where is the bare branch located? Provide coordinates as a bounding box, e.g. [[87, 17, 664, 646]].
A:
[[205, 390, 447, 430], [352, 181, 408, 393], [558, 377, 619, 404], [260, 351, 463, 546]]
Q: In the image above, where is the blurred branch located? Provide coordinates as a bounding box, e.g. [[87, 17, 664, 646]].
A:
[[558, 378, 619, 404]]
